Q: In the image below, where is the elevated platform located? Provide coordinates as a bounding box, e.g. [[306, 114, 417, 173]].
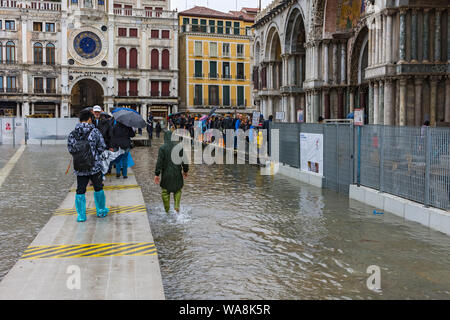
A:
[[0, 169, 165, 299]]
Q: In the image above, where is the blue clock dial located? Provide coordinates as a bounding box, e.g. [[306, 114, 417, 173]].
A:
[[73, 31, 102, 59]]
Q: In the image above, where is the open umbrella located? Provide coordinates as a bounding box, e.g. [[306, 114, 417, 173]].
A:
[[113, 109, 146, 128], [208, 107, 218, 116], [111, 107, 140, 115], [81, 107, 93, 113], [168, 112, 184, 118]]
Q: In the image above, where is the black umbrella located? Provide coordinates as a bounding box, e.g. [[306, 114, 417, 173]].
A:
[[81, 107, 93, 113], [208, 107, 218, 116], [113, 109, 146, 128]]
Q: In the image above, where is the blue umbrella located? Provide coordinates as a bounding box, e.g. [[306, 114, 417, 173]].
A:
[[111, 107, 140, 115]]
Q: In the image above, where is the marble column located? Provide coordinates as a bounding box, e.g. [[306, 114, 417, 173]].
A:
[[434, 9, 442, 62], [379, 14, 384, 64], [399, 78, 408, 126], [323, 40, 329, 85], [290, 94, 296, 123], [411, 9, 418, 62], [384, 79, 393, 125], [379, 81, 384, 125], [22, 102, 30, 117], [16, 103, 20, 117], [340, 40, 347, 85], [337, 88, 344, 119], [399, 9, 407, 62], [429, 76, 439, 126], [332, 41, 338, 85], [368, 25, 372, 67], [31, 103, 35, 115], [313, 90, 320, 122], [375, 16, 380, 64], [299, 54, 304, 85], [373, 82, 378, 124], [446, 76, 450, 122], [282, 95, 289, 122], [324, 89, 330, 119], [423, 9, 430, 62], [55, 104, 59, 118], [414, 78, 423, 126], [267, 96, 273, 117], [349, 87, 355, 113], [385, 12, 393, 64], [314, 42, 320, 80]]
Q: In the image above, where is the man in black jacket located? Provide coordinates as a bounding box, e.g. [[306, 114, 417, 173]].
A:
[[111, 120, 135, 178], [92, 105, 113, 149]]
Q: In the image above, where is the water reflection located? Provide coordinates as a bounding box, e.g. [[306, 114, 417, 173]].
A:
[[133, 140, 450, 300]]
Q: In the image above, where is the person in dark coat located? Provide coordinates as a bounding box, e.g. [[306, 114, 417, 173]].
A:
[[111, 120, 135, 178], [155, 120, 162, 138], [92, 105, 113, 149], [154, 130, 189, 213]]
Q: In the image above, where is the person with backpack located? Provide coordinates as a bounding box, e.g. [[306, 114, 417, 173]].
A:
[[67, 109, 109, 222]]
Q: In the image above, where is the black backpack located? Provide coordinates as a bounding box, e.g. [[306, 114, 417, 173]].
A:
[[70, 128, 95, 172]]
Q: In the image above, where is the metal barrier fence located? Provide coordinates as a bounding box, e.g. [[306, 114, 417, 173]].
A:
[[273, 122, 449, 210], [359, 125, 449, 210], [0, 117, 78, 145]]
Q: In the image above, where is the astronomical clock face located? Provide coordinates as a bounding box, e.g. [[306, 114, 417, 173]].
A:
[[73, 31, 102, 59], [68, 27, 107, 66]]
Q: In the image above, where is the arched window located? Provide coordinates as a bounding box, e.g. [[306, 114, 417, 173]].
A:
[[151, 49, 159, 70], [6, 41, 15, 63], [46, 43, 55, 65], [161, 49, 169, 70], [129, 48, 138, 69], [34, 43, 43, 64], [118, 47, 127, 68]]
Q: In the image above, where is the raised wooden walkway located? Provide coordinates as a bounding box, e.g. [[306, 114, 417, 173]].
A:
[[0, 168, 165, 299]]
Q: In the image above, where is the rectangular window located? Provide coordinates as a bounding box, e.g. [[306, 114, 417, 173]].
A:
[[194, 60, 202, 78], [118, 27, 127, 37], [129, 28, 138, 37], [209, 42, 217, 57], [209, 61, 217, 78], [124, 4, 132, 16], [194, 85, 202, 105], [5, 20, 15, 30], [45, 23, 55, 32], [194, 41, 202, 56], [237, 44, 244, 58], [200, 19, 207, 33], [129, 80, 138, 96], [223, 85, 230, 106], [6, 76, 16, 92], [34, 77, 44, 93], [208, 20, 215, 33], [151, 81, 159, 96], [155, 7, 163, 17], [234, 22, 240, 35], [222, 62, 230, 79], [237, 63, 244, 79], [161, 81, 170, 96], [222, 43, 230, 57], [217, 21, 223, 34], [71, 0, 78, 3], [98, 0, 105, 5], [46, 78, 55, 93], [208, 85, 219, 105], [0, 21, 2, 30], [33, 22, 42, 32], [118, 80, 127, 96], [191, 18, 198, 32], [225, 21, 231, 34], [182, 18, 189, 32], [0, 76, 3, 91], [161, 30, 170, 39], [237, 86, 244, 106], [151, 29, 159, 38]]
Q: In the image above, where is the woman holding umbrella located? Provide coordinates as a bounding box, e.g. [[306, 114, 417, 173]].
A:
[[111, 107, 146, 178]]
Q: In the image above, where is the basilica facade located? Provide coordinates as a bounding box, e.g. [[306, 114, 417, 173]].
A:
[[0, 0, 178, 120], [252, 0, 449, 126]]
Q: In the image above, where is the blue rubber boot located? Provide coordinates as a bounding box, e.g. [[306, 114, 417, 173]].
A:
[[94, 190, 109, 218], [75, 194, 86, 222]]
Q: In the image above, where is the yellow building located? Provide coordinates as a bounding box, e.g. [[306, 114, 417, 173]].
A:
[[178, 6, 257, 114]]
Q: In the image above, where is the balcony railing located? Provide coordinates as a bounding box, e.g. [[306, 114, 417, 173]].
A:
[[1, 1, 62, 11], [114, 8, 176, 19], [46, 88, 56, 94], [181, 24, 253, 36], [0, 88, 3, 93], [34, 88, 44, 93], [208, 73, 219, 79], [1, 60, 17, 64], [236, 74, 245, 80], [6, 87, 17, 93], [222, 74, 231, 80], [193, 73, 204, 79]]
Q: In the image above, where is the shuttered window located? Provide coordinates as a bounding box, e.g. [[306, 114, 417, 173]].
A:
[[129, 48, 138, 69], [151, 49, 159, 69], [118, 80, 127, 96], [161, 81, 170, 96], [118, 47, 127, 68], [161, 49, 169, 70]]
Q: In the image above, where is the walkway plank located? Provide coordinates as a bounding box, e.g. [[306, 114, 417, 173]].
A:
[[0, 169, 165, 300]]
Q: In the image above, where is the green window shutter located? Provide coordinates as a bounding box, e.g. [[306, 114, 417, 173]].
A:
[[195, 61, 202, 77], [200, 19, 207, 32], [209, 20, 215, 33], [217, 21, 223, 34], [234, 22, 240, 35], [237, 86, 244, 106], [225, 21, 231, 34], [223, 85, 230, 106], [209, 61, 217, 78]]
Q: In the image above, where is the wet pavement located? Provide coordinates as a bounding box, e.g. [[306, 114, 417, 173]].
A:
[[0, 142, 450, 299]]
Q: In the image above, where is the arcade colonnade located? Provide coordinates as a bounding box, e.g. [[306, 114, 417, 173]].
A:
[[252, 1, 450, 125]]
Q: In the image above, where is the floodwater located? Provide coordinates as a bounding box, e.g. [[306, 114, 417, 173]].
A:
[[0, 142, 449, 299], [133, 138, 450, 300]]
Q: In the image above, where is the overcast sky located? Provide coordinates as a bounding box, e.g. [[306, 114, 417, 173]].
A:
[[170, 0, 273, 12]]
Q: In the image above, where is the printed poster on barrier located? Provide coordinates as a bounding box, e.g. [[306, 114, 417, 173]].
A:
[[300, 132, 323, 175], [354, 108, 364, 126], [252, 111, 261, 127], [276, 112, 284, 121]]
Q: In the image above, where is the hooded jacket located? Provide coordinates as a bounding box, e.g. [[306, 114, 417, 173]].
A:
[[155, 131, 189, 193], [111, 121, 135, 150], [67, 122, 106, 176]]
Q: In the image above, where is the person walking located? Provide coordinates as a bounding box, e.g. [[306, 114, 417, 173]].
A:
[[154, 130, 189, 213], [111, 120, 135, 179], [155, 120, 162, 138], [67, 109, 109, 222]]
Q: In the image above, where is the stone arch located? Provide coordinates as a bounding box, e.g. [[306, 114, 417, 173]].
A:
[[284, 5, 307, 53], [349, 26, 369, 86], [70, 77, 105, 116], [265, 25, 282, 61]]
